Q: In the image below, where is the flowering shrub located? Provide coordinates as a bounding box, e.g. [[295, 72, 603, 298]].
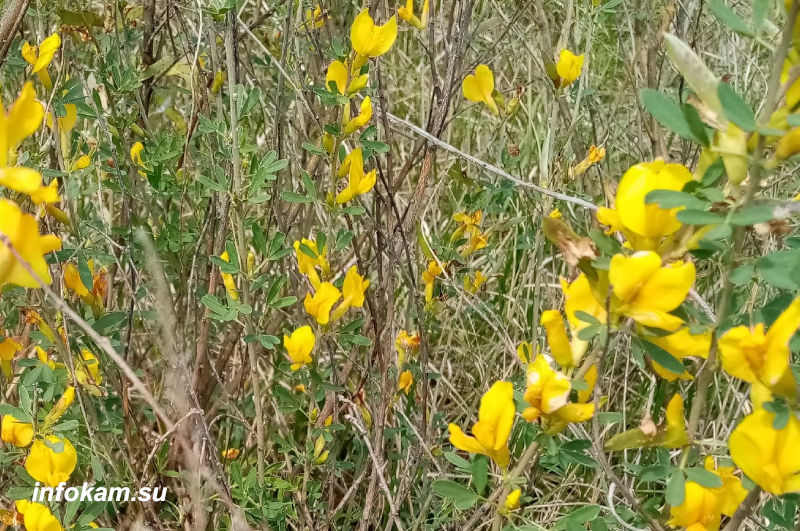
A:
[[1, 1, 800, 530]]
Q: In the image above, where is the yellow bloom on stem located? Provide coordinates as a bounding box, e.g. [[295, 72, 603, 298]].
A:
[[29, 179, 60, 205], [344, 96, 373, 135], [459, 230, 488, 258], [397, 369, 413, 395], [462, 65, 498, 115], [350, 9, 398, 61], [555, 49, 584, 88], [130, 141, 147, 177], [294, 238, 329, 289], [704, 456, 747, 517], [336, 148, 377, 204], [43, 386, 75, 428], [221, 447, 240, 460], [21, 34, 61, 91], [14, 500, 63, 531], [1, 82, 44, 165], [326, 60, 368, 96], [560, 273, 607, 357], [331, 266, 371, 321], [25, 435, 77, 487], [396, 329, 420, 365], [522, 354, 571, 422], [75, 349, 103, 395], [545, 364, 597, 434], [719, 298, 800, 396], [667, 481, 723, 531], [0, 336, 23, 379], [219, 251, 239, 301], [644, 327, 711, 381], [596, 160, 693, 251], [571, 145, 606, 177], [729, 407, 800, 495], [609, 251, 694, 331], [72, 154, 91, 170], [463, 270, 487, 293], [516, 341, 537, 364], [63, 259, 98, 306], [503, 488, 521, 511], [283, 325, 315, 370], [540, 310, 579, 368], [448, 380, 515, 469], [398, 0, 429, 30], [304, 282, 341, 325], [304, 5, 326, 29], [0, 200, 62, 289], [422, 260, 445, 303], [1, 414, 33, 447]]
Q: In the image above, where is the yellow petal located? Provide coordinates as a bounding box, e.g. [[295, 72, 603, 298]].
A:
[[540, 310, 574, 367], [326, 60, 348, 94], [0, 166, 42, 194], [447, 423, 487, 455], [7, 82, 45, 150], [32, 33, 61, 73]]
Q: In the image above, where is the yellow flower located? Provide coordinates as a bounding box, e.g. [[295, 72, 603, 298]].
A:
[[1, 414, 33, 447], [521, 354, 594, 433], [398, 370, 414, 395], [398, 0, 429, 30], [219, 251, 239, 301], [422, 260, 445, 303], [24, 435, 77, 487], [336, 148, 376, 204], [14, 500, 63, 531], [221, 448, 240, 460], [609, 251, 694, 331], [294, 238, 329, 289], [0, 336, 23, 379], [448, 380, 515, 468], [540, 310, 580, 368], [284, 325, 315, 370], [331, 266, 370, 321], [462, 65, 498, 115], [43, 386, 75, 428], [21, 34, 61, 91], [304, 282, 341, 325], [548, 208, 562, 219], [463, 270, 487, 293], [344, 96, 373, 135], [64, 261, 91, 298], [73, 154, 91, 170], [703, 456, 748, 517], [326, 60, 368, 95], [458, 230, 488, 258], [667, 481, 723, 531], [729, 407, 800, 495], [304, 5, 326, 29], [0, 200, 62, 289], [719, 298, 800, 396], [130, 141, 147, 176], [571, 145, 606, 177], [644, 327, 711, 381], [396, 329, 420, 365], [504, 489, 521, 511], [596, 160, 693, 251], [29, 179, 60, 205], [350, 9, 398, 60], [75, 349, 103, 395], [46, 104, 77, 162], [555, 49, 584, 87]]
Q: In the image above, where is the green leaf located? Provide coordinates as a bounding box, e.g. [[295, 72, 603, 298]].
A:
[[92, 312, 127, 332], [645, 190, 708, 210], [431, 480, 479, 509], [78, 254, 94, 292], [640, 89, 697, 141], [301, 142, 327, 156], [280, 191, 313, 203], [301, 171, 317, 200], [209, 255, 239, 274], [729, 205, 774, 225], [756, 249, 800, 290], [676, 209, 724, 225], [708, 0, 753, 36], [666, 470, 686, 506], [638, 338, 685, 374], [684, 468, 723, 488], [471, 455, 488, 495], [718, 82, 756, 131]]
